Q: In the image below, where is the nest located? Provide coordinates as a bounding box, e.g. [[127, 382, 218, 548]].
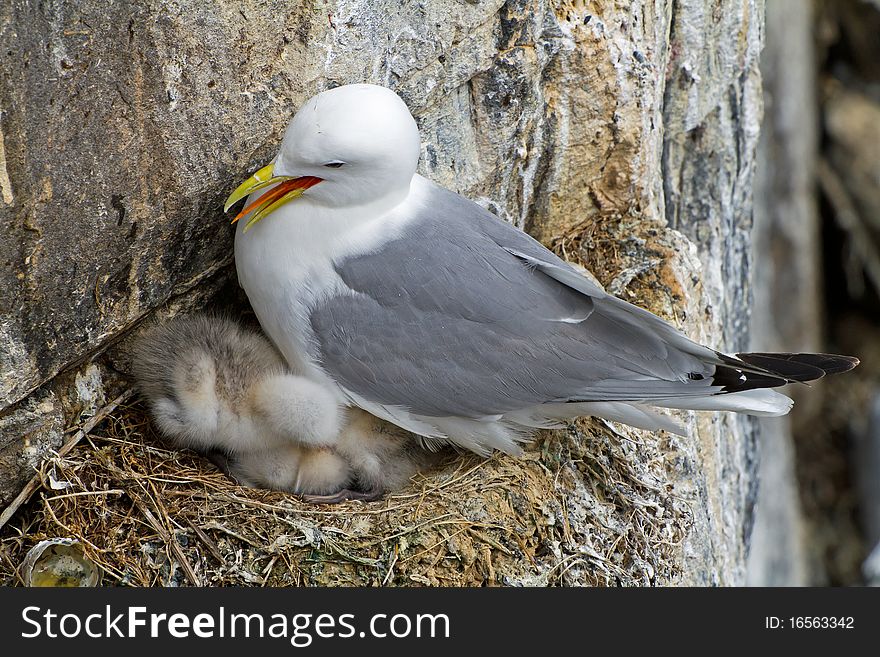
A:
[[0, 208, 701, 587], [0, 390, 691, 587]]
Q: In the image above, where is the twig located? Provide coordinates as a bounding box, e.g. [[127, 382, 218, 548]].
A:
[[381, 543, 399, 585], [0, 389, 135, 531], [43, 489, 125, 502], [129, 495, 202, 586], [183, 517, 227, 566], [467, 527, 513, 555]]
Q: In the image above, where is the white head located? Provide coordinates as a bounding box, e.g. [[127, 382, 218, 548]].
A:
[[277, 84, 420, 206], [225, 84, 421, 227]]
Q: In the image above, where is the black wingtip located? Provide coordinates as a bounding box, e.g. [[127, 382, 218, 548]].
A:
[[736, 352, 860, 378], [805, 353, 860, 374]]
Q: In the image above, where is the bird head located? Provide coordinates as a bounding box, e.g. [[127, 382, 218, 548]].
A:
[[224, 84, 421, 232]]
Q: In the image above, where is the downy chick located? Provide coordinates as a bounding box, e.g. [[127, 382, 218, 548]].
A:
[[291, 407, 437, 503], [227, 409, 433, 503], [131, 314, 431, 501], [131, 314, 342, 454]]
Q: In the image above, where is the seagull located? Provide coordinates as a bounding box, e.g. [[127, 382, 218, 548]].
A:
[[131, 314, 429, 501], [226, 83, 858, 457]]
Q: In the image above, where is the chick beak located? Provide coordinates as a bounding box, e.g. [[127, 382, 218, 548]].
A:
[[224, 163, 323, 232]]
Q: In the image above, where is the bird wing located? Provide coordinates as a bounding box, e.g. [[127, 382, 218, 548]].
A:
[[308, 178, 726, 420]]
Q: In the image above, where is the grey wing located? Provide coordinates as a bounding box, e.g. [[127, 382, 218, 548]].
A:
[[309, 181, 722, 419]]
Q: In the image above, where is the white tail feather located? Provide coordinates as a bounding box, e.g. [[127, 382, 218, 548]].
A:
[[647, 389, 794, 416], [431, 417, 527, 456], [505, 401, 686, 436]]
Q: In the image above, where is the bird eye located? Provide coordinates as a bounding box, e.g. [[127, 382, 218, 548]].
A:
[[323, 161, 345, 168]]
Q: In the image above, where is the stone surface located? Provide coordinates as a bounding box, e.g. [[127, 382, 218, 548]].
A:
[[659, 0, 766, 585], [1, 0, 766, 585], [0, 388, 64, 503], [747, 0, 818, 586]]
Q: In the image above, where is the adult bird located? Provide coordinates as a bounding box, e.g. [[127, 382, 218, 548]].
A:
[[226, 83, 857, 456]]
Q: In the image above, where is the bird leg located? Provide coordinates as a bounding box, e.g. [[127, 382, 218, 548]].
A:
[[204, 449, 233, 474], [299, 487, 383, 505]]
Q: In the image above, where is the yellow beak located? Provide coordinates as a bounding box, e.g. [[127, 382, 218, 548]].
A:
[[223, 163, 323, 233]]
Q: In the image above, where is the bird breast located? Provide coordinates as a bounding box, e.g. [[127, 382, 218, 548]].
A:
[[233, 178, 428, 388]]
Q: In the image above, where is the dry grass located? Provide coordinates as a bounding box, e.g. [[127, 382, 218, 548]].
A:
[[0, 392, 691, 587]]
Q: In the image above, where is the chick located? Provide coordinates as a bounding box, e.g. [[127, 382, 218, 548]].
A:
[[131, 314, 431, 502], [225, 444, 356, 499], [334, 408, 435, 496], [268, 407, 437, 503], [131, 314, 342, 455], [225, 411, 430, 503]]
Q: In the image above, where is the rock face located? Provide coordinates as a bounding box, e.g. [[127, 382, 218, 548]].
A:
[[747, 0, 818, 586], [1, 1, 765, 585]]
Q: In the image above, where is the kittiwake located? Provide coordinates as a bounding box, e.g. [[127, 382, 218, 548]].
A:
[[224, 83, 858, 456]]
